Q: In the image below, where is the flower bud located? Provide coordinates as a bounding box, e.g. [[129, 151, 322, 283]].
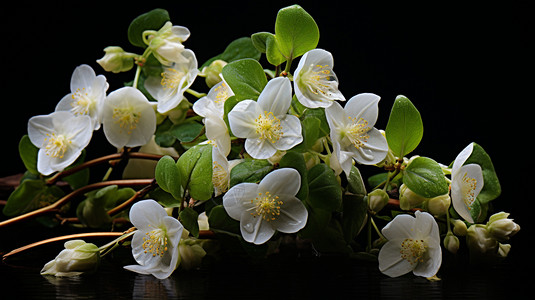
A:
[[497, 243, 511, 258], [399, 184, 427, 210], [202, 60, 227, 88], [466, 224, 498, 255], [178, 230, 207, 271], [486, 212, 520, 242], [452, 219, 468, 236], [41, 240, 100, 277], [146, 22, 190, 66], [367, 189, 389, 213], [97, 46, 135, 73], [426, 193, 451, 216], [443, 232, 460, 254]]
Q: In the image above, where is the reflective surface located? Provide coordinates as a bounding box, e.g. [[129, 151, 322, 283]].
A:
[[0, 248, 529, 299]]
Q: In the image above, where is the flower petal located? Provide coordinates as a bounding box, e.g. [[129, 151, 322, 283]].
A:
[[451, 142, 474, 177], [70, 64, 96, 92], [381, 214, 417, 240], [346, 127, 389, 165], [378, 239, 414, 277], [228, 100, 261, 138], [271, 196, 308, 233], [451, 163, 483, 223], [258, 168, 301, 197], [275, 115, 303, 151], [245, 137, 277, 159], [344, 93, 380, 126], [223, 183, 259, 220], [413, 244, 441, 278], [239, 212, 276, 245], [128, 199, 168, 231], [257, 77, 292, 117]]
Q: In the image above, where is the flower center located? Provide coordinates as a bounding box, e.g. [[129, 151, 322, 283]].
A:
[[44, 133, 71, 158], [251, 191, 283, 222], [400, 238, 427, 265], [112, 106, 141, 134], [255, 111, 283, 143], [142, 227, 169, 257], [461, 172, 478, 210], [70, 88, 94, 116], [344, 117, 370, 149], [300, 64, 338, 99], [212, 161, 228, 193], [161, 67, 185, 89], [214, 83, 231, 105]]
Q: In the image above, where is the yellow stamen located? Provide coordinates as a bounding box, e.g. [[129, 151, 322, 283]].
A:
[[44, 133, 71, 158], [254, 111, 283, 143], [142, 228, 169, 258], [400, 238, 427, 265], [250, 191, 284, 222]]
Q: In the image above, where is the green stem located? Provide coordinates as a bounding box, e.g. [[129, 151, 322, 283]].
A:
[[283, 57, 293, 75], [370, 216, 386, 240], [132, 65, 142, 89], [186, 88, 207, 99], [99, 229, 137, 257]]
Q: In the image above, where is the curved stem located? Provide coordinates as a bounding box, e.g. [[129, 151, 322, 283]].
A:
[[0, 179, 154, 228]]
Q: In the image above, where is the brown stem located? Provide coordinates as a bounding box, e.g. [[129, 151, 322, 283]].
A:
[[46, 152, 170, 185], [0, 179, 154, 228]]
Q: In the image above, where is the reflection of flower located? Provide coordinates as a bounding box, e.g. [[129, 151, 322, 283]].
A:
[[41, 239, 100, 277], [294, 49, 345, 108], [223, 168, 308, 245], [144, 49, 199, 114], [378, 211, 442, 278], [228, 77, 302, 159], [124, 199, 183, 279], [102, 87, 156, 149], [325, 93, 388, 175], [55, 64, 109, 130], [450, 143, 484, 223], [28, 111, 93, 176]]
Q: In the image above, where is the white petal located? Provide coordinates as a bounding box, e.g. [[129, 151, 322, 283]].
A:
[[28, 115, 55, 148], [240, 212, 276, 245], [451, 142, 474, 177], [70, 64, 96, 92], [223, 183, 259, 220], [378, 239, 414, 277], [325, 101, 349, 133], [245, 138, 277, 159], [346, 127, 388, 165], [451, 164, 483, 223], [205, 115, 231, 156], [381, 214, 417, 240], [257, 77, 292, 117], [271, 196, 308, 233], [192, 96, 218, 118], [228, 100, 261, 138], [258, 168, 301, 197], [275, 115, 303, 151], [171, 25, 190, 42], [413, 244, 441, 278], [128, 199, 168, 231], [344, 93, 381, 126]]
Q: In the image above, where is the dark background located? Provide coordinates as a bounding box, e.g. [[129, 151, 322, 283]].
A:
[[1, 0, 532, 296]]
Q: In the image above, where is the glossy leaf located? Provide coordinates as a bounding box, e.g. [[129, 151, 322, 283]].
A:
[[179, 207, 199, 238], [221, 59, 267, 101], [176, 144, 213, 201], [155, 155, 182, 200], [403, 157, 449, 198], [385, 95, 423, 158], [463, 143, 501, 203], [307, 163, 342, 211], [18, 135, 38, 175], [229, 159, 273, 187], [274, 5, 319, 61]]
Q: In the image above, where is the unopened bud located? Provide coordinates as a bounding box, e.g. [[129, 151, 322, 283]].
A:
[[202, 60, 227, 88], [466, 224, 498, 255], [97, 46, 135, 73], [487, 212, 520, 242], [497, 243, 511, 258], [443, 232, 460, 254], [368, 189, 389, 213], [426, 193, 451, 216], [452, 219, 468, 236], [399, 184, 426, 210], [41, 240, 100, 277]]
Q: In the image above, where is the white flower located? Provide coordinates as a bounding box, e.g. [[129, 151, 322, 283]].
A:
[[146, 21, 191, 66], [486, 212, 520, 242], [102, 87, 157, 149], [204, 114, 232, 196], [450, 143, 484, 223], [294, 49, 345, 108], [325, 93, 388, 175], [228, 77, 303, 159], [223, 168, 308, 245], [192, 80, 234, 119], [145, 49, 199, 114], [378, 211, 442, 278], [124, 199, 184, 279], [55, 64, 109, 130], [41, 240, 100, 277], [28, 111, 93, 176]]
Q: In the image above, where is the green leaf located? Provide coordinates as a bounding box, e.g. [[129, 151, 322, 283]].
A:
[[176, 144, 213, 201], [347, 166, 367, 197], [3, 179, 64, 217], [403, 157, 449, 198], [150, 187, 181, 208], [251, 32, 271, 53], [179, 207, 199, 238], [128, 8, 170, 48], [76, 185, 135, 228], [170, 122, 204, 143], [385, 95, 423, 158], [18, 135, 39, 175], [265, 34, 286, 66], [201, 37, 261, 69], [207, 205, 240, 235], [301, 107, 330, 137], [155, 155, 182, 200], [154, 118, 177, 147], [342, 193, 368, 243], [464, 143, 501, 203], [307, 163, 342, 211], [279, 151, 309, 201], [221, 58, 267, 101], [63, 150, 90, 190], [229, 159, 273, 187], [274, 5, 319, 61]]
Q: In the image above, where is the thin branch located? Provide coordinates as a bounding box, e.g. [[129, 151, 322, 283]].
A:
[[0, 179, 154, 228]]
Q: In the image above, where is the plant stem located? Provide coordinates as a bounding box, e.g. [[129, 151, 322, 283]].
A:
[[0, 179, 154, 228], [133, 64, 142, 89], [186, 88, 207, 99]]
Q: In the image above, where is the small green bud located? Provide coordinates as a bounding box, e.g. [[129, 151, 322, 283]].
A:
[[41, 240, 100, 277], [367, 189, 390, 213], [201, 59, 227, 88], [443, 232, 460, 254], [452, 219, 468, 236], [97, 46, 135, 73]]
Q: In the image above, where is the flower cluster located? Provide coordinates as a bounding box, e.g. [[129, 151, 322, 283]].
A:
[[2, 5, 519, 281]]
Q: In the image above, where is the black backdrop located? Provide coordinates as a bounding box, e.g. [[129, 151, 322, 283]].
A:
[[1, 0, 532, 268]]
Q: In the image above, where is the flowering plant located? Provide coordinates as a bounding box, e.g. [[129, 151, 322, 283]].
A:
[[1, 5, 520, 281]]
